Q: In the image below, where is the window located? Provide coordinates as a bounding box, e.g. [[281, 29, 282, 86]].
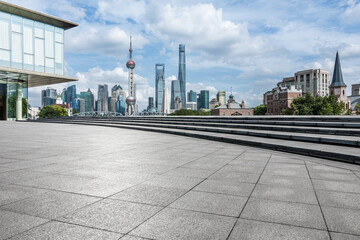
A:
[[0, 12, 10, 67]]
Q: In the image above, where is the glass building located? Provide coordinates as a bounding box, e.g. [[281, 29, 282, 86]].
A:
[[187, 90, 197, 102], [178, 44, 186, 107], [65, 85, 76, 107], [80, 91, 92, 112], [115, 95, 126, 116], [148, 97, 154, 110], [41, 87, 57, 107], [0, 2, 77, 120], [155, 63, 165, 112], [171, 79, 181, 109], [199, 90, 209, 110]]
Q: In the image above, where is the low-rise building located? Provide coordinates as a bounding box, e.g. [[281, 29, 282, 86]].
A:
[[211, 95, 253, 116], [265, 86, 302, 115]]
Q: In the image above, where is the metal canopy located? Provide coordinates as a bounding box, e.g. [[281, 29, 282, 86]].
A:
[[0, 1, 78, 30], [0, 67, 77, 87]]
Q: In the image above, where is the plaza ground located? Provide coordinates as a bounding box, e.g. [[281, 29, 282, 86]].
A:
[[0, 122, 360, 240]]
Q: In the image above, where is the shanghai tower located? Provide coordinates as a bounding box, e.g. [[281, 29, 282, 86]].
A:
[[178, 44, 186, 107]]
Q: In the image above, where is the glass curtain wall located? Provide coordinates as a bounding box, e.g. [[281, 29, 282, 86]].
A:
[[0, 11, 64, 75]]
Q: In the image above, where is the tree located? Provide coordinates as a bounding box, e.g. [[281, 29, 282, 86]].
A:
[[253, 104, 267, 115], [169, 109, 210, 116], [7, 96, 28, 118], [355, 104, 360, 115], [38, 105, 68, 118], [283, 93, 346, 115]]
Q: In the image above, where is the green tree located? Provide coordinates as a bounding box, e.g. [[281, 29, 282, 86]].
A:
[[169, 109, 210, 116], [253, 104, 267, 115], [355, 104, 360, 115], [283, 93, 346, 115], [38, 105, 68, 118]]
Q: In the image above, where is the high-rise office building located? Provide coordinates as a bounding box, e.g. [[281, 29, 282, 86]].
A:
[[115, 95, 126, 115], [111, 85, 124, 112], [199, 90, 209, 110], [163, 87, 170, 114], [87, 88, 94, 111], [178, 44, 186, 107], [148, 97, 154, 110], [97, 84, 108, 112], [66, 85, 76, 107], [72, 98, 85, 113], [171, 79, 181, 109], [80, 91, 92, 112], [41, 87, 57, 107], [217, 90, 226, 106], [155, 64, 165, 111], [61, 88, 67, 104], [187, 90, 197, 103]]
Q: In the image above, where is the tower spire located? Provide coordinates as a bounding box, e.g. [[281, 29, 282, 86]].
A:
[[330, 51, 346, 87], [129, 36, 133, 59]]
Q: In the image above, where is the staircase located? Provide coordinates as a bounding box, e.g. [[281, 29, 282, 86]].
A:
[[33, 116, 360, 164]]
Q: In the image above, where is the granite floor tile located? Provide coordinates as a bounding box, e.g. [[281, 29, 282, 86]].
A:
[[57, 199, 161, 233], [209, 170, 260, 183], [322, 206, 360, 235], [170, 190, 247, 217], [241, 198, 327, 230], [8, 221, 122, 240], [0, 183, 48, 206], [316, 190, 360, 210], [0, 170, 51, 184], [312, 179, 360, 194], [130, 208, 236, 240], [228, 219, 330, 240], [194, 179, 255, 197], [309, 172, 360, 182], [252, 184, 318, 204], [162, 167, 214, 179], [1, 191, 100, 219], [258, 174, 313, 189], [0, 209, 48, 240], [330, 232, 360, 240]]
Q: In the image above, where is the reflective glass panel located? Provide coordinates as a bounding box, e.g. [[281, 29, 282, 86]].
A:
[[11, 32, 22, 69], [34, 38, 44, 72]]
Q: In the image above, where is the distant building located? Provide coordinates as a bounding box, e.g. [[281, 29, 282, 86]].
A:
[[115, 95, 126, 115], [28, 107, 41, 119], [41, 87, 57, 107], [155, 64, 165, 111], [209, 98, 219, 110], [349, 83, 360, 111], [216, 90, 226, 105], [199, 90, 209, 110], [66, 85, 76, 107], [264, 86, 302, 115], [111, 85, 124, 112], [87, 89, 95, 111], [148, 97, 154, 110], [178, 44, 186, 107], [97, 84, 108, 112], [174, 97, 182, 110], [171, 79, 181, 109], [61, 88, 67, 104], [211, 94, 254, 116], [187, 90, 197, 103], [351, 83, 360, 96], [329, 51, 351, 110], [163, 87, 170, 114], [72, 98, 85, 113], [186, 102, 197, 110], [80, 91, 92, 112]]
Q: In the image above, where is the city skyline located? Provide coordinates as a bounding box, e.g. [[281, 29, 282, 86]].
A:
[[9, 0, 359, 111]]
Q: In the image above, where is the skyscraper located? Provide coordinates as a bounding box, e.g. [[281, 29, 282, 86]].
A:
[[87, 88, 94, 111], [187, 90, 197, 103], [66, 85, 76, 107], [171, 79, 181, 109], [148, 97, 154, 110], [126, 36, 136, 115], [178, 44, 186, 107], [41, 87, 57, 107], [217, 90, 226, 106], [199, 90, 209, 110], [155, 64, 165, 112], [80, 91, 92, 112], [97, 84, 108, 112], [61, 88, 67, 104], [115, 95, 126, 115], [111, 85, 123, 112], [163, 87, 170, 114]]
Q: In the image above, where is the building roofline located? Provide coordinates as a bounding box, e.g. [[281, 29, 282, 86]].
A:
[[0, 1, 78, 30], [295, 69, 330, 74]]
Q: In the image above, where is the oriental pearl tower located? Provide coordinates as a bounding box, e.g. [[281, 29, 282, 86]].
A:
[[126, 36, 136, 116]]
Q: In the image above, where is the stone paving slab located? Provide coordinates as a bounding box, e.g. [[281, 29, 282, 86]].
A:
[[1, 122, 360, 239]]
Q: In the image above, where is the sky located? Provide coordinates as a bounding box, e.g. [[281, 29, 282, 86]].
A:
[[5, 0, 360, 110]]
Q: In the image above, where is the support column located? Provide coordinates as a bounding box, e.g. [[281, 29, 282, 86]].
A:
[[16, 83, 22, 120]]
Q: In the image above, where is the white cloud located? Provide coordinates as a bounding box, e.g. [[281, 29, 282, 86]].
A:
[[342, 0, 360, 23], [96, 0, 146, 23]]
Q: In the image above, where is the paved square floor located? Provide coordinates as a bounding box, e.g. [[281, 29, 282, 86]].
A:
[[0, 122, 360, 239]]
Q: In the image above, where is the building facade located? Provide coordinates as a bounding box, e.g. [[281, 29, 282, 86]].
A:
[[187, 90, 197, 103], [80, 91, 92, 112], [41, 87, 57, 107], [110, 85, 124, 112], [155, 63, 165, 112], [265, 86, 302, 115], [171, 79, 181, 109], [66, 85, 76, 107], [178, 44, 186, 107], [0, 2, 77, 120], [199, 90, 209, 110], [209, 98, 219, 110], [148, 97, 154, 110], [162, 87, 170, 114], [211, 94, 253, 116], [216, 90, 226, 106], [97, 84, 108, 112], [115, 95, 126, 115]]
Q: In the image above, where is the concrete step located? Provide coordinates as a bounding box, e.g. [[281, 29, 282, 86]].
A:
[[89, 119, 360, 136], [64, 119, 360, 148], [38, 119, 360, 165]]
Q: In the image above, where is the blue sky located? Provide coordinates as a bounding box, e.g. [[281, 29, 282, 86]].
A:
[[6, 0, 360, 110]]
